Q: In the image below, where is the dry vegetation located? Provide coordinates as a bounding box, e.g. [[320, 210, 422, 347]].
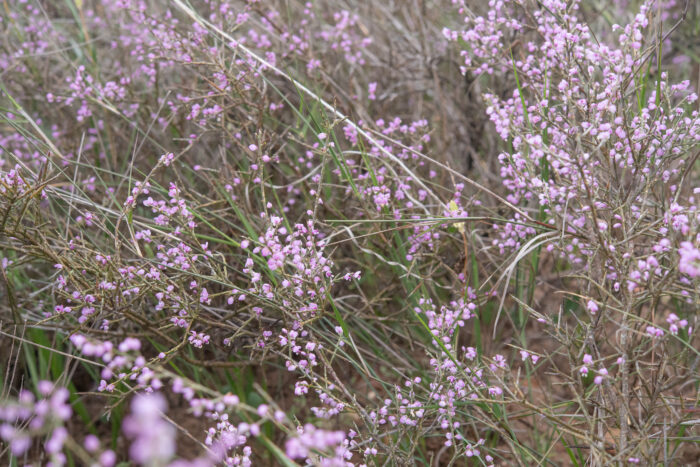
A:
[[1, 0, 699, 465]]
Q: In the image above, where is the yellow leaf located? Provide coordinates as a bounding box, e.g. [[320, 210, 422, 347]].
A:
[[447, 200, 466, 234]]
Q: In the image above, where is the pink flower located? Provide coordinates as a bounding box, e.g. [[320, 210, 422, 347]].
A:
[[587, 300, 599, 314], [368, 82, 377, 100], [285, 424, 347, 461], [123, 393, 175, 465], [679, 242, 700, 277], [159, 152, 175, 166]]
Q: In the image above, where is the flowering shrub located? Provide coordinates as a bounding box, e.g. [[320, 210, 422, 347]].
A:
[[0, 0, 698, 465]]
